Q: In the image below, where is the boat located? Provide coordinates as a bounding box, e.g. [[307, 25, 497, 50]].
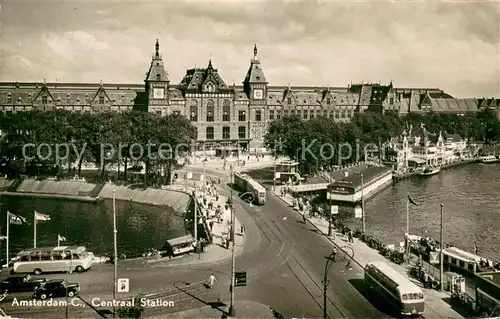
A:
[[417, 166, 441, 176], [479, 155, 499, 164]]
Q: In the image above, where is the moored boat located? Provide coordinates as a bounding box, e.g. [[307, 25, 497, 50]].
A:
[[478, 155, 499, 164], [417, 166, 441, 176]]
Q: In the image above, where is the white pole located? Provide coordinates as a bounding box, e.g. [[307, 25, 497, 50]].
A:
[[193, 192, 198, 242], [113, 188, 117, 318], [57, 237, 60, 247], [406, 195, 410, 264], [34, 211, 37, 248], [6, 212, 9, 266]]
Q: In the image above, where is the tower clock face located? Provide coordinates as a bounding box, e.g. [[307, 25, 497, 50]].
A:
[[153, 88, 165, 99], [253, 89, 263, 100]]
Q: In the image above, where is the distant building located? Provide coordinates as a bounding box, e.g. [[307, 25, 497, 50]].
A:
[[0, 40, 484, 149], [387, 123, 468, 170]]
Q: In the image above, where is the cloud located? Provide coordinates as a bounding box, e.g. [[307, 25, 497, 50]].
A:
[[1, 1, 499, 97]]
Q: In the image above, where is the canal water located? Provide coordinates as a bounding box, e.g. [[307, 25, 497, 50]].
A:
[[343, 163, 500, 261], [0, 197, 188, 259]]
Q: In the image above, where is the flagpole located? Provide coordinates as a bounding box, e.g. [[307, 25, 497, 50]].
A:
[[406, 195, 410, 264], [34, 211, 37, 248], [57, 236, 60, 247], [6, 212, 9, 267]]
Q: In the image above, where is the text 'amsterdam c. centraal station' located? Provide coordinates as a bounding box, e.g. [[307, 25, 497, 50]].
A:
[[0, 40, 490, 150]]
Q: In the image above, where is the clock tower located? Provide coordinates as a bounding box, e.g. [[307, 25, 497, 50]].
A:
[[145, 39, 170, 114], [243, 44, 268, 150]]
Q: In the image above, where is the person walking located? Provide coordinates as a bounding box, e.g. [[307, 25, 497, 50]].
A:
[[208, 273, 217, 289]]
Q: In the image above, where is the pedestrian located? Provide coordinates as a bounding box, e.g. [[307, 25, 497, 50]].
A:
[[208, 273, 217, 289], [240, 224, 245, 234], [302, 213, 306, 224], [216, 194, 219, 201], [218, 177, 221, 184], [209, 221, 214, 231]]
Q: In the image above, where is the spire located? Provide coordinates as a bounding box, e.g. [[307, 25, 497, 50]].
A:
[[43, 78, 46, 85], [254, 44, 257, 58], [100, 79, 103, 86], [288, 82, 291, 90], [155, 39, 159, 58], [208, 59, 213, 69]]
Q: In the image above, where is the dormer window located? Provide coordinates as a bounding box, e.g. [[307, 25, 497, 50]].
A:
[[205, 82, 215, 93], [42, 96, 47, 105], [156, 74, 161, 80], [17, 97, 22, 103], [327, 98, 331, 105], [287, 97, 291, 104], [256, 76, 260, 80], [99, 96, 105, 104]]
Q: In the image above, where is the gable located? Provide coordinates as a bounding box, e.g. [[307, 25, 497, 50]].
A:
[[91, 86, 112, 103], [33, 85, 56, 102]]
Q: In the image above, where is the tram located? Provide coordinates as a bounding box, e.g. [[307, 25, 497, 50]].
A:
[[233, 173, 266, 205]]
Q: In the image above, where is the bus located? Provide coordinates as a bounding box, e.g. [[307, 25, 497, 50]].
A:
[[364, 261, 425, 316], [12, 246, 93, 275]]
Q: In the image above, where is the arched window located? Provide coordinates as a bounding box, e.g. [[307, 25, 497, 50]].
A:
[[206, 127, 214, 140], [223, 100, 230, 122], [206, 100, 214, 122], [190, 100, 198, 122]]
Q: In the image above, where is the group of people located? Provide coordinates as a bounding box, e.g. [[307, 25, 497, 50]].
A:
[[478, 258, 500, 271]]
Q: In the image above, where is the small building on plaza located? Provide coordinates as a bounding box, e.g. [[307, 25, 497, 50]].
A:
[[385, 124, 468, 170]]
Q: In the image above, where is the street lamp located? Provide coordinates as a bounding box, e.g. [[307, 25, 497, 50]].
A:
[[112, 188, 118, 318], [323, 246, 354, 319], [228, 165, 236, 317]]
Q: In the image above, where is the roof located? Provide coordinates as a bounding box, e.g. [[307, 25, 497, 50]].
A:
[[18, 246, 85, 255], [366, 261, 422, 293], [178, 60, 230, 93], [166, 235, 195, 246], [244, 59, 267, 83], [329, 166, 391, 190], [145, 40, 169, 82]]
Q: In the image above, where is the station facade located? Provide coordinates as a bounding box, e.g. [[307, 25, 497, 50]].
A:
[[1, 40, 492, 150]]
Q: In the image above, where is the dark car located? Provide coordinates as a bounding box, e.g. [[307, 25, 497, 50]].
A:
[[0, 275, 47, 293], [32, 279, 80, 300]]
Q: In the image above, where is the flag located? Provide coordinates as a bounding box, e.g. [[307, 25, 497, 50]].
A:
[[58, 235, 66, 242], [407, 195, 418, 206], [34, 211, 51, 221], [8, 212, 27, 225], [0, 235, 6, 240]]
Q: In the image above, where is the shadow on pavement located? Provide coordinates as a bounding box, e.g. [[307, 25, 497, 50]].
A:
[[440, 296, 480, 318], [348, 278, 400, 318], [173, 282, 228, 317]]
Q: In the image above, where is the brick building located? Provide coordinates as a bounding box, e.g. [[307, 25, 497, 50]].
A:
[[0, 40, 490, 150]]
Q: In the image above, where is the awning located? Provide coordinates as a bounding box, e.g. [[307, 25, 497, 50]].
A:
[[166, 235, 195, 246]]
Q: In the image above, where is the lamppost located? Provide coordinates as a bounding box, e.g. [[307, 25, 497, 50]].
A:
[[112, 188, 118, 318], [322, 246, 355, 319], [228, 165, 236, 317], [272, 144, 277, 191], [360, 173, 365, 233], [202, 159, 207, 196]]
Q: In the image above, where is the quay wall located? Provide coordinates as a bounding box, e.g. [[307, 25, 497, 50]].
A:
[[0, 178, 192, 212]]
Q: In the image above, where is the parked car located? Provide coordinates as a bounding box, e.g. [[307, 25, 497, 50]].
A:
[[32, 279, 80, 300], [0, 275, 47, 292]]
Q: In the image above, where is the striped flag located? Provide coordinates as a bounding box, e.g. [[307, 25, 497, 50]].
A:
[[8, 212, 27, 225], [34, 211, 51, 221], [58, 235, 66, 242]]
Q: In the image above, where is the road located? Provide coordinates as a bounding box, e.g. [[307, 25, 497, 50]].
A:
[[1, 166, 399, 318]]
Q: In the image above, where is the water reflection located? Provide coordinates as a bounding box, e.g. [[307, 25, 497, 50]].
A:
[[0, 196, 187, 258]]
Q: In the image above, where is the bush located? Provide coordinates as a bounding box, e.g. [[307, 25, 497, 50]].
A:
[[117, 295, 144, 318]]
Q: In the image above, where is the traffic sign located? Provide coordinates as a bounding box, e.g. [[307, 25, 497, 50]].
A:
[[330, 205, 338, 215], [429, 252, 439, 264], [117, 278, 129, 292], [235, 271, 247, 287]]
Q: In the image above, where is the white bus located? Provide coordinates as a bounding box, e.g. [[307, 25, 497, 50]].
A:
[[12, 246, 93, 275], [365, 261, 425, 316], [234, 173, 266, 205]]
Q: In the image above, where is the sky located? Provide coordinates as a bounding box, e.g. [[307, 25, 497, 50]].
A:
[[1, 0, 499, 98]]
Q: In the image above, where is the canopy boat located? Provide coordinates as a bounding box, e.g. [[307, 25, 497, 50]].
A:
[[417, 166, 441, 176]]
